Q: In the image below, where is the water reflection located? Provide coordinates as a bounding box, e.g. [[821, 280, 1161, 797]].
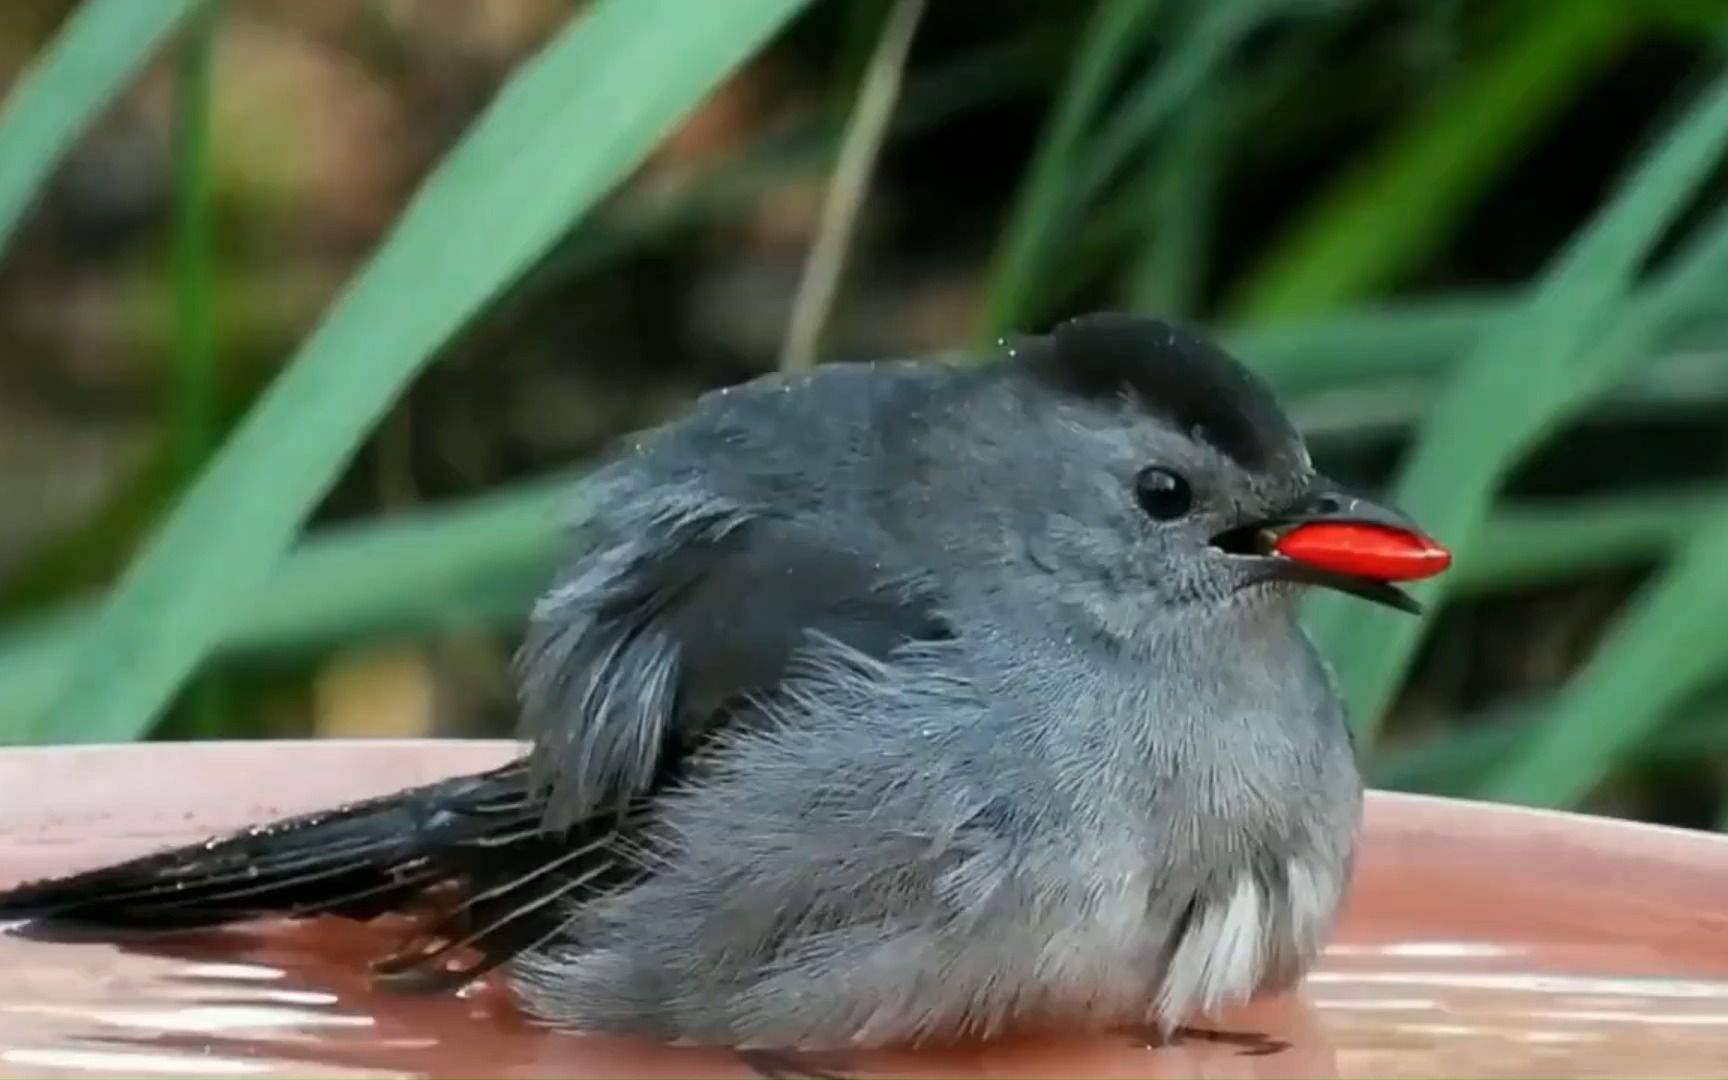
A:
[[1311, 969, 1728, 999], [0, 917, 1329, 1079], [7, 768, 1728, 1079], [1324, 941, 1516, 959], [2, 1049, 276, 1076], [1308, 937, 1728, 1079], [4, 921, 1728, 1079]]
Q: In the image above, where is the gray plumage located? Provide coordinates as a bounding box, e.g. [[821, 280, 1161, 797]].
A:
[[0, 313, 1409, 1052]]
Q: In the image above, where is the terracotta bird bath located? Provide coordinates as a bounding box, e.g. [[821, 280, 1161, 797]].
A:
[[3, 739, 1726, 1078]]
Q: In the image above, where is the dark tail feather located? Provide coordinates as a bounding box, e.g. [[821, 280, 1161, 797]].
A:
[[0, 759, 634, 990]]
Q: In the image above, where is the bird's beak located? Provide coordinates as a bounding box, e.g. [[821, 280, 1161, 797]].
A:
[[1208, 488, 1451, 614]]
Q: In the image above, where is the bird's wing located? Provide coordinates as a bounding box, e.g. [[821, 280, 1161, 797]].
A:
[[0, 485, 945, 993], [516, 485, 950, 829]]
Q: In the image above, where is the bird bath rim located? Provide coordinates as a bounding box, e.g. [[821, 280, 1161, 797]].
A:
[[3, 738, 1727, 1079]]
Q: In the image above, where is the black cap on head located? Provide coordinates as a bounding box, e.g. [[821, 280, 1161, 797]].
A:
[[1014, 312, 1304, 474]]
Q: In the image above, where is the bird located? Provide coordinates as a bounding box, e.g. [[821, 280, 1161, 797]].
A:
[[0, 312, 1450, 1053]]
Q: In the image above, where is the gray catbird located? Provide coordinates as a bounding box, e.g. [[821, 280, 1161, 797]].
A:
[[0, 313, 1449, 1051]]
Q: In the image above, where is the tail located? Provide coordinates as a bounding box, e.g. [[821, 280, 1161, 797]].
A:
[[0, 759, 630, 991]]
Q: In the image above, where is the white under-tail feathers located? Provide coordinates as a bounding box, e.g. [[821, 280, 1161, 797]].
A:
[[1155, 875, 1267, 1025], [1283, 854, 1331, 953]]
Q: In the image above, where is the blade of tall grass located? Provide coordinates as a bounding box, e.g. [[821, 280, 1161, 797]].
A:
[[1482, 496, 1728, 811], [0, 473, 576, 740], [169, 0, 221, 479], [1647, 0, 1728, 37], [22, 0, 811, 745], [478, 32, 1050, 332], [987, 0, 1284, 335], [0, 30, 1040, 615], [1372, 687, 1728, 794], [1485, 483, 1728, 807], [780, 0, 926, 370], [1054, 6, 1337, 315], [10, 280, 1707, 626], [1304, 68, 1728, 745], [979, 0, 1161, 339], [1294, 346, 1728, 447], [1454, 487, 1720, 591], [1239, 292, 1728, 392], [1122, 70, 1227, 316], [2, 469, 1715, 745], [1228, 1, 1629, 320], [168, 0, 227, 738], [1235, 296, 1507, 387], [0, 0, 203, 255], [1069, 0, 1277, 233]]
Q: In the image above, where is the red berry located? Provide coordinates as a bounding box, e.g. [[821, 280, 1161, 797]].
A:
[[1273, 522, 1451, 582]]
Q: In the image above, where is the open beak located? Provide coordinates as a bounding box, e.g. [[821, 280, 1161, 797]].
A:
[[1209, 488, 1451, 614]]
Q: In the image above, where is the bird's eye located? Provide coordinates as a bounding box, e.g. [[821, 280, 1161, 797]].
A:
[[1134, 467, 1192, 520]]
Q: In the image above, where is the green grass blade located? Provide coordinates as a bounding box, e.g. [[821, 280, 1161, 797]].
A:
[[1371, 706, 1543, 795], [27, 0, 810, 745], [1071, 0, 1276, 236], [1228, 1, 1628, 320], [0, 474, 576, 741], [0, 0, 204, 255], [2, 454, 1717, 745], [1294, 345, 1728, 452], [1238, 291, 1728, 393], [1123, 62, 1228, 316], [168, 0, 226, 738], [1482, 221, 1728, 807], [1456, 488, 1720, 592], [4, 469, 1715, 744], [1304, 67, 1728, 745], [170, 0, 221, 481], [979, 0, 1161, 339], [986, 0, 1279, 334], [1646, 0, 1728, 37], [1371, 689, 1728, 795], [780, 0, 927, 370], [1234, 295, 1508, 388], [521, 34, 1048, 301], [1483, 507, 1728, 807]]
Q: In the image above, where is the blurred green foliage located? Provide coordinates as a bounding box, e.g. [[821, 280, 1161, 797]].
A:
[[1, 0, 1727, 826]]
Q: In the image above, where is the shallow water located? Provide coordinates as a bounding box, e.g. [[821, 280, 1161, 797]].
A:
[[3, 741, 1726, 1078]]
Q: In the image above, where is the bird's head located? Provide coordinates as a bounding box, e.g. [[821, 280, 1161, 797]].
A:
[[923, 313, 1450, 637]]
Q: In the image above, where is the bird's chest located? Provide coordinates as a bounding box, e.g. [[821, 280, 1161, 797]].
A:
[[1017, 670, 1359, 1024], [1030, 803, 1353, 1031], [1055, 655, 1356, 853]]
